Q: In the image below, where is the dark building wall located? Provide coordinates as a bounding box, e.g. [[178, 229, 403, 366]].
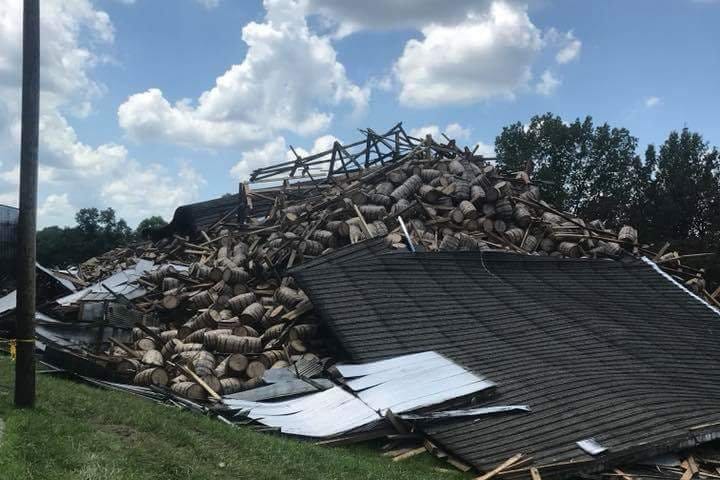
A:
[[0, 205, 18, 275]]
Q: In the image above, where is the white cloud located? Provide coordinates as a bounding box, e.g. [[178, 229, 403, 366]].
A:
[[555, 31, 582, 64], [231, 137, 290, 181], [536, 69, 561, 96], [0, 0, 205, 227], [307, 0, 493, 37], [394, 2, 544, 106], [231, 134, 341, 181], [38, 194, 75, 227], [645, 96, 661, 108], [101, 162, 205, 222], [119, 0, 368, 149], [114, 0, 220, 6], [474, 141, 496, 157], [409, 123, 471, 141]]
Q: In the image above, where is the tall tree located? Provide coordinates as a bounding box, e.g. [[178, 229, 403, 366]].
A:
[[644, 129, 720, 244], [495, 113, 648, 226], [37, 207, 133, 268]]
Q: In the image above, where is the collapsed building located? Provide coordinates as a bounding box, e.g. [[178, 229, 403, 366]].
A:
[[1, 123, 719, 479]]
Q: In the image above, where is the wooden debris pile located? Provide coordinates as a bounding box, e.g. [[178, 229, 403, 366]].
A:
[[81, 134, 717, 401]]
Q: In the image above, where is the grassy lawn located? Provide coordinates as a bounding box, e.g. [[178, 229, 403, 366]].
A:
[[0, 357, 463, 480]]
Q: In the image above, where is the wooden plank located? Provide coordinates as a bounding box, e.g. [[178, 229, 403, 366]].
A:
[[108, 337, 141, 359], [613, 468, 633, 480], [392, 446, 427, 462], [474, 453, 525, 480], [171, 361, 222, 401]]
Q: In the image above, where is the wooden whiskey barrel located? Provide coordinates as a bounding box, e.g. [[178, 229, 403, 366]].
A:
[[495, 198, 513, 219], [215, 335, 262, 354], [246, 361, 267, 380], [618, 225, 638, 244], [162, 277, 180, 292], [390, 174, 422, 201], [135, 337, 156, 351], [141, 349, 164, 367], [183, 328, 209, 344], [233, 325, 259, 338], [274, 287, 303, 309], [504, 228, 524, 245], [220, 377, 245, 395], [240, 302, 266, 326], [222, 267, 249, 284], [228, 292, 257, 314], [513, 205, 532, 228], [558, 242, 580, 257], [288, 324, 317, 341], [192, 351, 216, 378], [175, 342, 204, 353], [202, 329, 233, 349], [459, 200, 478, 220], [134, 367, 168, 387], [161, 339, 182, 358], [171, 381, 206, 401], [117, 358, 141, 374]]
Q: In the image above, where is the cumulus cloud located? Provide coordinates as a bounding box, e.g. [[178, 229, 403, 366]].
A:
[[119, 0, 368, 149], [385, 2, 581, 106], [536, 70, 561, 96], [645, 96, 661, 108], [555, 31, 582, 64], [115, 0, 220, 7], [307, 0, 496, 37], [409, 123, 471, 141], [101, 162, 205, 221], [394, 2, 544, 106], [38, 194, 75, 227], [230, 134, 341, 181], [0, 0, 204, 227]]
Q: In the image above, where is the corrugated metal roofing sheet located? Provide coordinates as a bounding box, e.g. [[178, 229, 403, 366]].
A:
[[56, 259, 155, 305], [226, 351, 495, 438], [292, 248, 720, 478]]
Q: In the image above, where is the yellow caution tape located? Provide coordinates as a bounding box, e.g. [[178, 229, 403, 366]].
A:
[[0, 338, 36, 362]]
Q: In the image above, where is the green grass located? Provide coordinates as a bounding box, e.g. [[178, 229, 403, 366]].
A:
[[0, 358, 464, 480]]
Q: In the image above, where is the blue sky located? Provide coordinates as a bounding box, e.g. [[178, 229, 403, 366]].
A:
[[0, 0, 718, 227]]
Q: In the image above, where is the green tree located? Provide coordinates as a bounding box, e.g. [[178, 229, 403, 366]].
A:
[[37, 207, 134, 268], [136, 216, 168, 236], [495, 113, 649, 226], [643, 129, 720, 243]]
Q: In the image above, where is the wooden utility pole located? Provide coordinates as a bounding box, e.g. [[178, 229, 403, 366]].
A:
[[15, 0, 40, 408]]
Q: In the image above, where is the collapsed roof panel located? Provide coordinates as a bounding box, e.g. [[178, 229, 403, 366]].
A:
[[292, 250, 720, 478], [226, 351, 496, 438]]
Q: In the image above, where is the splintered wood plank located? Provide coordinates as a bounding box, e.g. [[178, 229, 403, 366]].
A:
[[474, 453, 525, 480], [392, 446, 427, 462]]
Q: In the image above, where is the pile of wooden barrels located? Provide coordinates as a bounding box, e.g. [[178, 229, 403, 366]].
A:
[[105, 137, 649, 401]]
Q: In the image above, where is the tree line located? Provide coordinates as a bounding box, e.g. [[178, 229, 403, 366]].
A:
[[495, 113, 720, 283], [36, 208, 166, 268]]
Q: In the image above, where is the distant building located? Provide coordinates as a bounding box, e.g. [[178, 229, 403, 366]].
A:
[[0, 204, 18, 276]]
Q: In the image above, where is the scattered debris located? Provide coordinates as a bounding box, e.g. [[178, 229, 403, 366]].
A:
[[6, 125, 720, 480]]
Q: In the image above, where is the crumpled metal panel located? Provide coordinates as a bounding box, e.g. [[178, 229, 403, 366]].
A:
[[226, 351, 496, 438]]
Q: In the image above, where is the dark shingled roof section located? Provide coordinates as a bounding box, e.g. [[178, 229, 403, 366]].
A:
[[292, 250, 720, 479], [289, 237, 391, 274]]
